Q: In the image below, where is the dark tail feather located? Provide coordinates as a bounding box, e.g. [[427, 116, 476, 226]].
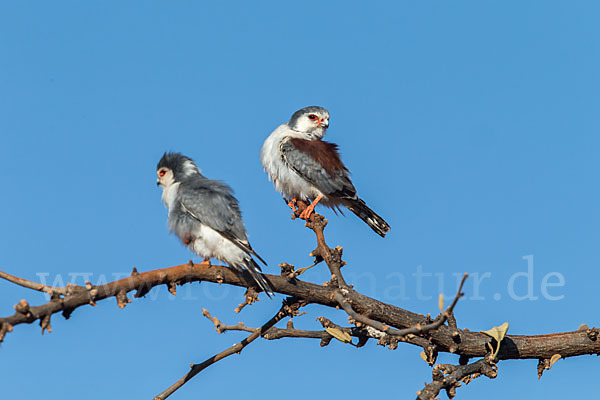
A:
[[345, 198, 391, 238], [243, 258, 275, 298], [249, 248, 267, 266]]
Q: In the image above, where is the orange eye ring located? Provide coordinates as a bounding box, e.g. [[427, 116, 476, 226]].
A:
[[159, 170, 166, 177]]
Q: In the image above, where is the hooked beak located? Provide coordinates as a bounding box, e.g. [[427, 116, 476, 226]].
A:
[[320, 119, 329, 128], [156, 179, 161, 186]]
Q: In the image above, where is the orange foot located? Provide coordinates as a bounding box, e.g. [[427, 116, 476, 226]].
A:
[[200, 257, 211, 266], [299, 195, 323, 220], [287, 198, 298, 212]]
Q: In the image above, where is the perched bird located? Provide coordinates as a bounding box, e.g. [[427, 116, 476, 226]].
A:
[[261, 106, 391, 237], [156, 152, 274, 296]]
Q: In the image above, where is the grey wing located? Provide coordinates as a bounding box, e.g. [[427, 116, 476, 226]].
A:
[[178, 180, 267, 265], [280, 140, 357, 199]]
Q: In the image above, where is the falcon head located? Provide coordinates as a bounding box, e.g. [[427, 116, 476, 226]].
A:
[[288, 106, 330, 139], [156, 152, 201, 187]]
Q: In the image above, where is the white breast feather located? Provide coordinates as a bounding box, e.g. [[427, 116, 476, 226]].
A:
[[190, 224, 247, 268], [161, 181, 247, 270], [260, 124, 325, 201]]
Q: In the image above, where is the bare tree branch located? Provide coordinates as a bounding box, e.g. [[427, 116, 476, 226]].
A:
[[292, 200, 348, 288], [2, 260, 599, 360], [0, 269, 72, 295], [202, 308, 369, 347], [153, 297, 304, 400], [417, 356, 498, 399], [1, 205, 599, 399], [335, 273, 468, 338]]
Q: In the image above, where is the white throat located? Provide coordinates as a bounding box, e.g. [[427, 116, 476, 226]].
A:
[[161, 182, 181, 209]]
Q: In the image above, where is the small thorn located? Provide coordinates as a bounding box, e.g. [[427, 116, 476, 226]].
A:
[[40, 315, 52, 335], [116, 291, 132, 309], [168, 281, 177, 296], [14, 299, 30, 314], [578, 323, 589, 332]]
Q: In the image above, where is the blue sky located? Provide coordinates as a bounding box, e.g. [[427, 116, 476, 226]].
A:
[[1, 1, 599, 399]]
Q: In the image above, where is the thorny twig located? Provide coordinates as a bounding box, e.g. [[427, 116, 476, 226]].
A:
[[153, 297, 304, 400], [0, 270, 79, 296], [202, 309, 370, 347], [335, 274, 468, 338], [417, 356, 498, 400], [234, 287, 260, 313], [293, 200, 348, 288], [299, 201, 469, 341]]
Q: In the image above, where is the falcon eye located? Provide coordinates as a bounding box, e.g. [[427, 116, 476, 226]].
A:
[[159, 170, 167, 177], [308, 114, 318, 120]]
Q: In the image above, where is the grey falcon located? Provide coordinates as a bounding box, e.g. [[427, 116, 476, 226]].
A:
[[156, 152, 273, 296], [260, 106, 391, 237]]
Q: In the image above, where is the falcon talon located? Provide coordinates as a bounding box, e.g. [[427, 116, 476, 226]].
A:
[[287, 199, 298, 212]]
